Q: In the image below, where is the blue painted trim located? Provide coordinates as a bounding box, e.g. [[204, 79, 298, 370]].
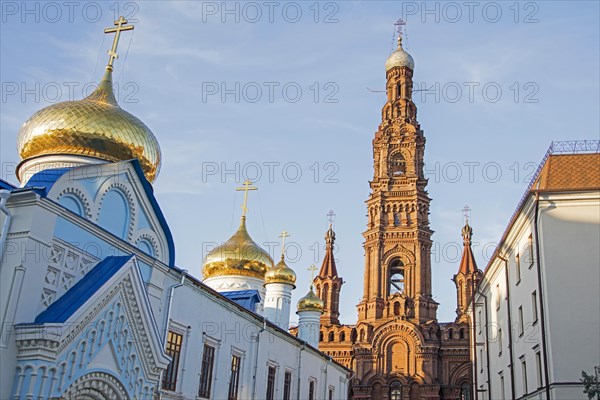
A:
[[0, 178, 16, 190], [129, 159, 175, 267], [221, 290, 262, 312], [35, 256, 133, 323], [26, 168, 71, 196]]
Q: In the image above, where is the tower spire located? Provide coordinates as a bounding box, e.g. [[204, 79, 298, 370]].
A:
[[454, 210, 482, 322], [314, 217, 343, 326]]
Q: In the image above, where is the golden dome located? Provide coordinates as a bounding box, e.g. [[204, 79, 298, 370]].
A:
[[16, 69, 161, 182], [297, 287, 324, 313], [203, 216, 274, 280], [265, 256, 297, 287]]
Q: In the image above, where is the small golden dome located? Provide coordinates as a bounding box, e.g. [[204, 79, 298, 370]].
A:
[[265, 256, 297, 287], [203, 217, 274, 280], [297, 287, 324, 313], [16, 69, 161, 182]]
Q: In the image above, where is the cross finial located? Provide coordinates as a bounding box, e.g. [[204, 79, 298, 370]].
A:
[[327, 209, 336, 226], [307, 264, 318, 283], [279, 230, 290, 258], [236, 180, 258, 218], [394, 18, 406, 47], [462, 205, 471, 224], [104, 16, 134, 71], [395, 18, 406, 37]]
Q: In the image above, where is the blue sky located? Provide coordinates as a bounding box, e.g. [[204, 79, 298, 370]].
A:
[[1, 1, 599, 324]]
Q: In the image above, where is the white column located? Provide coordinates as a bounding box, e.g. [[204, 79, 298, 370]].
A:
[[297, 310, 321, 348], [263, 283, 293, 330]]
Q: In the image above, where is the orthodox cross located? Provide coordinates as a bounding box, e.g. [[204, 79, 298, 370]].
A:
[[104, 16, 134, 71], [307, 264, 318, 283], [462, 205, 471, 223], [327, 209, 336, 226], [394, 18, 406, 38], [278, 230, 290, 258], [236, 180, 257, 218]]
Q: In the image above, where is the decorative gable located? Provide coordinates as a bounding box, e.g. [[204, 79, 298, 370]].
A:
[[12, 256, 170, 399], [28, 160, 174, 267]]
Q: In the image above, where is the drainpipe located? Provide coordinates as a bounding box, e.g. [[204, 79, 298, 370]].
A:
[[179, 325, 192, 391], [322, 356, 332, 400], [498, 255, 516, 400], [251, 318, 267, 400], [532, 192, 551, 399], [473, 288, 492, 400], [0, 190, 13, 263], [296, 342, 306, 400], [471, 276, 479, 400], [157, 270, 187, 399]]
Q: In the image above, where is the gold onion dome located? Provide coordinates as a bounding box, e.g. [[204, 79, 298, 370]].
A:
[[203, 216, 274, 280], [16, 68, 161, 182], [265, 256, 297, 287], [385, 37, 414, 71], [297, 287, 324, 313]]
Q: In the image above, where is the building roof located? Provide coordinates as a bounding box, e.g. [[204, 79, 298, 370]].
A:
[[458, 223, 478, 275], [532, 153, 600, 192], [485, 140, 599, 273], [318, 225, 338, 278], [35, 256, 133, 323]]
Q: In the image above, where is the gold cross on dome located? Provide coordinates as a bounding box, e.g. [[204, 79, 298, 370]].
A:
[[462, 205, 471, 223], [307, 264, 318, 282], [104, 16, 134, 71], [236, 180, 257, 218], [279, 231, 290, 257]]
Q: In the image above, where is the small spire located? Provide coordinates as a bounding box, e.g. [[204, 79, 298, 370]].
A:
[[318, 224, 338, 278], [461, 205, 473, 244]]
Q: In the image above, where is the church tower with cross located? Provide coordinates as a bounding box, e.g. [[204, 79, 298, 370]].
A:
[[314, 211, 344, 326], [311, 21, 477, 400]]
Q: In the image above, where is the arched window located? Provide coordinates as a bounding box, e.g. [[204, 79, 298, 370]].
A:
[[360, 330, 365, 342], [390, 153, 406, 176], [328, 332, 334, 342], [461, 383, 471, 400], [459, 328, 465, 339], [340, 332, 346, 342], [390, 383, 402, 400], [351, 329, 357, 343], [448, 328, 453, 340], [396, 83, 402, 99], [389, 259, 405, 295], [393, 302, 400, 316], [319, 331, 324, 342]]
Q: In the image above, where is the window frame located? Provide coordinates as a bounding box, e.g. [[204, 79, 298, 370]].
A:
[[266, 364, 277, 400], [532, 291, 538, 324], [162, 330, 184, 392], [198, 343, 216, 398], [283, 370, 293, 400], [227, 353, 242, 400]]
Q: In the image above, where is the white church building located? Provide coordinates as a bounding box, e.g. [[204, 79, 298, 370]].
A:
[[0, 17, 350, 400]]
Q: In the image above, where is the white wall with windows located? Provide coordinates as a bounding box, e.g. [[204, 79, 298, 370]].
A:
[[469, 181, 600, 399]]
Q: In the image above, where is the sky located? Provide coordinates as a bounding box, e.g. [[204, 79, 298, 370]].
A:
[[1, 0, 599, 324]]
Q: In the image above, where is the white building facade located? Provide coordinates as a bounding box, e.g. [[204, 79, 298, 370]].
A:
[[0, 17, 349, 400], [469, 141, 600, 400]]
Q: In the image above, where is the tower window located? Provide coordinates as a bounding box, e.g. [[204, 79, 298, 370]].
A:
[[162, 331, 183, 391], [389, 259, 405, 295], [390, 153, 406, 176]]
